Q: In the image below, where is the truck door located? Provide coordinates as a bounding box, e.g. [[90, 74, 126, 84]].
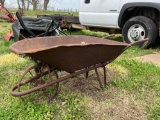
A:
[[79, 0, 121, 28]]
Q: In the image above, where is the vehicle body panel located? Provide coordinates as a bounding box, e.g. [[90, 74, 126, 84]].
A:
[[79, 0, 160, 28], [79, 0, 121, 28]]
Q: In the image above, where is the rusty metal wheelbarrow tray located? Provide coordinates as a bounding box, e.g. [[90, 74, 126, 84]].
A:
[[9, 35, 133, 73], [9, 35, 147, 100]]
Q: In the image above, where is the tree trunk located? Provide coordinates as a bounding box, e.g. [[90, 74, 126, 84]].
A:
[[21, 0, 26, 10], [17, 0, 21, 9], [27, 0, 30, 10], [43, 0, 49, 11], [0, 0, 5, 5], [32, 0, 37, 11]]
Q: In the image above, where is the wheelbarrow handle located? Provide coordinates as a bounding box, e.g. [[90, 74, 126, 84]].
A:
[[129, 38, 149, 46]]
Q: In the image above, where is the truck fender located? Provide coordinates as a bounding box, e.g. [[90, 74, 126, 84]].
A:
[[118, 2, 160, 28]]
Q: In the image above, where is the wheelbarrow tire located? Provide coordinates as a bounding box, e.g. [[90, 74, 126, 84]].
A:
[[122, 16, 157, 48]]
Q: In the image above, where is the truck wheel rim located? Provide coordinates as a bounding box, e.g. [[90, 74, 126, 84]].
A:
[[128, 24, 145, 42]]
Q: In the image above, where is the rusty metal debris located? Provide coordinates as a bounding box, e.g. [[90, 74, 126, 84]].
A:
[[0, 3, 16, 23], [37, 14, 86, 30], [0, 14, 14, 22], [9, 35, 148, 101]]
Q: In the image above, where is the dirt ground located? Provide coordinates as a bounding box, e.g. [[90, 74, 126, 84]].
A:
[[136, 52, 160, 66]]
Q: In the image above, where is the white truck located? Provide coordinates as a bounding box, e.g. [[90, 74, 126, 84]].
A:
[[79, 0, 160, 48]]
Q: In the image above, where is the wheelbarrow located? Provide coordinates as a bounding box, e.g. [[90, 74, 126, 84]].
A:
[[9, 35, 147, 101]]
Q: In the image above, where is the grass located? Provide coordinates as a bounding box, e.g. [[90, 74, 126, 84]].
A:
[[0, 22, 12, 38], [1, 21, 160, 119]]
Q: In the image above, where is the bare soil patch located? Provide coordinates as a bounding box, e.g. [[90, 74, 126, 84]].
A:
[[59, 66, 147, 120], [137, 52, 160, 66]]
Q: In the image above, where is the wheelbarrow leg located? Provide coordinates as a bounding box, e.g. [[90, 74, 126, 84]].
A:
[[95, 68, 103, 88], [103, 66, 107, 86], [86, 67, 89, 79]]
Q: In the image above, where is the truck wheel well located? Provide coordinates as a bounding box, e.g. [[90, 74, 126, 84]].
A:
[[120, 7, 159, 28]]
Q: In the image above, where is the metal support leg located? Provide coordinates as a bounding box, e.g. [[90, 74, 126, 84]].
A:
[[86, 71, 89, 79], [103, 66, 107, 86], [85, 67, 89, 79], [95, 68, 103, 88]]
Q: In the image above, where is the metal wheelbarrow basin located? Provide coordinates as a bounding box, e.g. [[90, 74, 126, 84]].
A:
[[9, 35, 147, 101]]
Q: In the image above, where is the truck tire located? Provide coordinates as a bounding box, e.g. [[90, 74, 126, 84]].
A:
[[122, 16, 157, 48]]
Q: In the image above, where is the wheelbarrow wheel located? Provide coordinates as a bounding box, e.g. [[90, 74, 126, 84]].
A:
[[10, 65, 60, 101], [122, 16, 157, 48]]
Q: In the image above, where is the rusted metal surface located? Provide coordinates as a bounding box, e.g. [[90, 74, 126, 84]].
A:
[[0, 3, 16, 23], [0, 3, 17, 41], [63, 16, 79, 24], [89, 27, 122, 34], [0, 14, 17, 22], [70, 23, 87, 30], [37, 14, 79, 23], [9, 36, 148, 100], [37, 14, 82, 30], [9, 36, 129, 73], [0, 14, 11, 21], [4, 29, 13, 41], [10, 61, 109, 99]]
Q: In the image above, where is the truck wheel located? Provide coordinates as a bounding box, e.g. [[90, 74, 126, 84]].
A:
[[122, 16, 157, 48]]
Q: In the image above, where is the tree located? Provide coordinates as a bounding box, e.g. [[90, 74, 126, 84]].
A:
[[21, 0, 26, 10], [26, 0, 30, 10], [17, 0, 26, 9], [43, 0, 49, 11], [0, 0, 5, 5], [17, 0, 21, 9], [31, 0, 39, 11]]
